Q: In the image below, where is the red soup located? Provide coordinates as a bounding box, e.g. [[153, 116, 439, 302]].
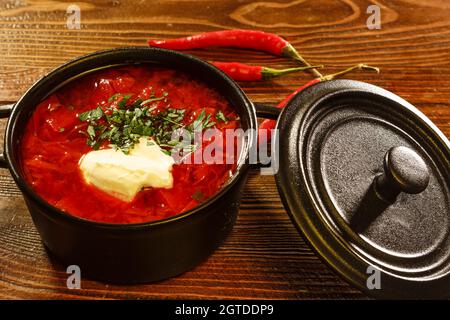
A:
[[21, 65, 241, 224]]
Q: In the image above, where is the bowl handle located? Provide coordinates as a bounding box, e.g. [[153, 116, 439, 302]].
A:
[[0, 103, 14, 168], [0, 103, 13, 118], [253, 102, 280, 120], [0, 154, 6, 168], [249, 103, 281, 170]]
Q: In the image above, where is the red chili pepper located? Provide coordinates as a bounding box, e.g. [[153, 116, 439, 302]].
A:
[[148, 29, 322, 77], [258, 64, 379, 145], [211, 62, 322, 81]]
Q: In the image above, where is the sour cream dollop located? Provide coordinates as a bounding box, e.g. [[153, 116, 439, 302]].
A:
[[79, 138, 174, 202]]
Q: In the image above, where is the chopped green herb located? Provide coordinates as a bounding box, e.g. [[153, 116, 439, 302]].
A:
[[216, 110, 228, 122], [188, 109, 216, 132], [59, 127, 65, 132], [140, 94, 167, 106], [108, 93, 121, 103], [160, 149, 171, 156], [87, 125, 96, 139], [191, 189, 205, 201], [78, 107, 103, 122], [77, 92, 216, 155], [118, 94, 132, 108]]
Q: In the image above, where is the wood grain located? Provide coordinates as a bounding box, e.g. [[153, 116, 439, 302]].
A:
[[0, 0, 448, 299]]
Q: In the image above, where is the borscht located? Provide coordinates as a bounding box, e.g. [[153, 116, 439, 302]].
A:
[[20, 65, 241, 224]]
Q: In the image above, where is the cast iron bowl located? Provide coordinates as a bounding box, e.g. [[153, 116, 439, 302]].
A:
[[0, 47, 259, 283]]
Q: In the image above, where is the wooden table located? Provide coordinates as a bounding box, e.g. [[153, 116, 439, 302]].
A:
[[0, 0, 448, 299]]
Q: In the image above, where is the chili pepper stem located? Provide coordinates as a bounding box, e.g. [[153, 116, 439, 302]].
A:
[[262, 65, 323, 80], [320, 64, 380, 81], [282, 44, 323, 78]]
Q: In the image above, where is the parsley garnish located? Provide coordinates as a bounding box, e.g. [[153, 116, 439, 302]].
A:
[[188, 109, 216, 131], [78, 106, 103, 122], [216, 110, 228, 122], [77, 92, 221, 155], [141, 92, 168, 106], [191, 189, 205, 201]]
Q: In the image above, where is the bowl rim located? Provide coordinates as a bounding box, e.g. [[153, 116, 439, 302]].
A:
[[4, 46, 257, 230]]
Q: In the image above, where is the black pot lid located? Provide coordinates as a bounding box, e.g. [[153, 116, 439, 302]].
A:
[[274, 79, 449, 299]]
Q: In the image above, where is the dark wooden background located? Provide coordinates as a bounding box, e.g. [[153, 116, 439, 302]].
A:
[[0, 0, 449, 299]]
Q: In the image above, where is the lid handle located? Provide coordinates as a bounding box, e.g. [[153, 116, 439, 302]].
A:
[[374, 146, 430, 202]]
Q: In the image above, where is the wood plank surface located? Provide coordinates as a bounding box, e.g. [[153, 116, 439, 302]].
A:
[[0, 0, 449, 299]]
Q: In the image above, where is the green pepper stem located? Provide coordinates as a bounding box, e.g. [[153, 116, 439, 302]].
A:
[[282, 43, 323, 78], [262, 65, 323, 80], [320, 64, 380, 81]]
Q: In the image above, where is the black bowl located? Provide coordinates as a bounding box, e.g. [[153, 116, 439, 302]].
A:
[[0, 47, 258, 283]]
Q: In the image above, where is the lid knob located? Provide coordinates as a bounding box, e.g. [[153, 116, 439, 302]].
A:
[[374, 146, 430, 202]]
